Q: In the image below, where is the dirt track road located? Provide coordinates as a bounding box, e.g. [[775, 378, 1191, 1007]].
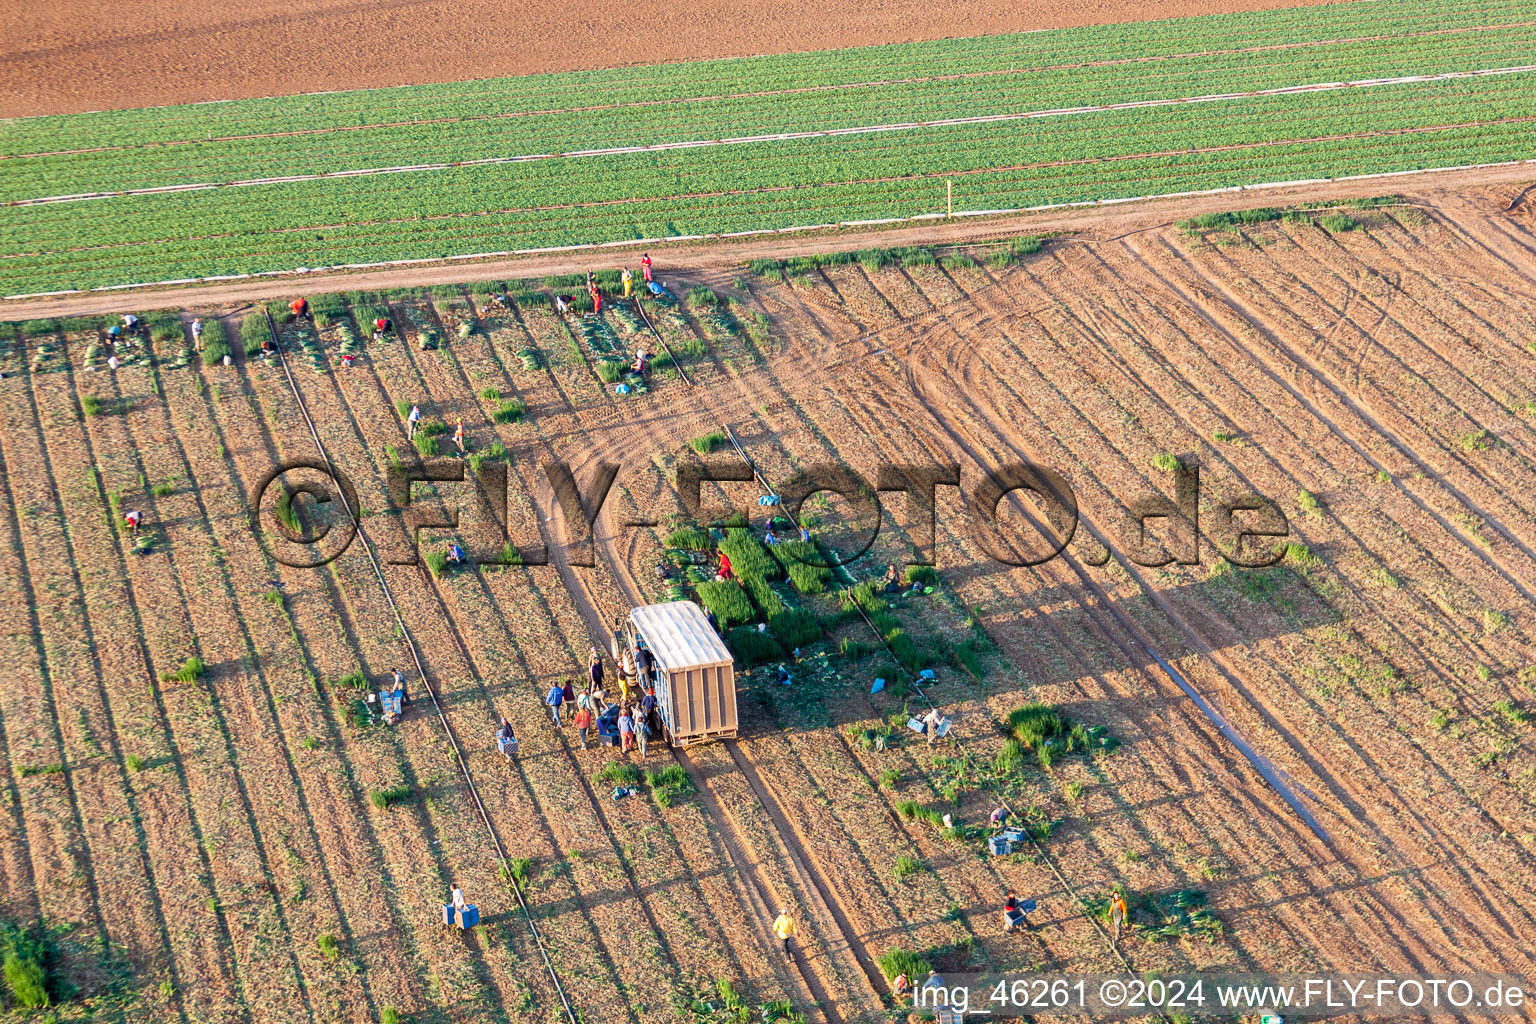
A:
[[0, 0, 1360, 117], [3, 163, 1529, 321]]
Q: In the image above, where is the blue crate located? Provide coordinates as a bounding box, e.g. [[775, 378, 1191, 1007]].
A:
[[988, 835, 1013, 856], [458, 904, 479, 929]]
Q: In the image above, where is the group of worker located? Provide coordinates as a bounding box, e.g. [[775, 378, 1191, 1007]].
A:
[[541, 646, 662, 757]]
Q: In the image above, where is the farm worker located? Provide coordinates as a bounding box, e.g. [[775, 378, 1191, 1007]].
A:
[[190, 318, 203, 348], [989, 806, 1009, 829], [407, 404, 421, 439], [107, 354, 120, 370], [108, 324, 123, 342], [588, 651, 605, 692], [704, 608, 719, 634], [776, 665, 792, 687], [799, 523, 811, 542], [635, 709, 649, 760], [922, 707, 944, 746], [619, 648, 635, 688], [641, 253, 653, 284], [375, 316, 391, 335], [772, 909, 796, 959], [450, 885, 467, 912], [497, 718, 518, 761], [640, 686, 657, 727], [561, 677, 577, 708], [392, 668, 410, 707], [716, 549, 734, 581], [764, 525, 778, 546], [590, 285, 602, 315], [340, 352, 357, 369], [893, 973, 912, 1000], [124, 509, 143, 534], [883, 563, 901, 595], [554, 295, 570, 315], [572, 704, 594, 749], [586, 270, 595, 292], [618, 706, 635, 751], [1003, 892, 1029, 933], [634, 646, 653, 687], [453, 418, 465, 454], [446, 543, 466, 568], [122, 313, 139, 332], [290, 297, 308, 320], [545, 682, 565, 725], [621, 268, 633, 297], [630, 347, 648, 375], [1110, 892, 1129, 942]]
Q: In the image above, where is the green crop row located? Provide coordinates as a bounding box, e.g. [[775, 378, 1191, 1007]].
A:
[[8, 23, 1536, 201], [3, 0, 1522, 156], [2, 75, 1533, 294]]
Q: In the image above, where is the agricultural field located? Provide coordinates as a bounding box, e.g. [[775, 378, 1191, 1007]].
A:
[[4, 0, 1536, 296], [0, 174, 1534, 1023]]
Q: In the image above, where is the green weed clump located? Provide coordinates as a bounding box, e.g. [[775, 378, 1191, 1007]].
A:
[[892, 855, 927, 880], [1319, 212, 1360, 232], [424, 551, 449, 578], [161, 656, 205, 684], [368, 785, 413, 810], [595, 762, 643, 787], [501, 857, 532, 885], [414, 434, 439, 457], [595, 359, 625, 383], [317, 933, 339, 961], [646, 764, 695, 808], [875, 947, 932, 983], [1152, 452, 1181, 473], [690, 431, 725, 454], [80, 394, 102, 418], [1, 921, 51, 1009], [687, 286, 718, 307], [491, 399, 526, 424]]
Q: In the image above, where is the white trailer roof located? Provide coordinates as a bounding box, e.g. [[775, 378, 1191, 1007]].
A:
[[629, 601, 733, 671]]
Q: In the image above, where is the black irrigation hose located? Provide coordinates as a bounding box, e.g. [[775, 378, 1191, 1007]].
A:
[[262, 310, 579, 1024], [631, 294, 693, 388]]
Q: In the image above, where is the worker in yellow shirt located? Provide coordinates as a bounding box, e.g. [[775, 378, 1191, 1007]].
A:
[[772, 908, 796, 960], [621, 267, 633, 298]]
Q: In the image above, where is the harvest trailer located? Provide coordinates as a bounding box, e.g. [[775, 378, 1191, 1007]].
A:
[[625, 601, 737, 746]]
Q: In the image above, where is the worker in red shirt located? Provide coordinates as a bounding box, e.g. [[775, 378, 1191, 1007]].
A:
[[716, 549, 733, 582], [290, 297, 308, 320], [453, 418, 465, 454], [590, 284, 602, 315], [641, 252, 652, 284]]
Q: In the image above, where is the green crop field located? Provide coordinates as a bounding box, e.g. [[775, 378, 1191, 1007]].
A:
[[2, 0, 1534, 296]]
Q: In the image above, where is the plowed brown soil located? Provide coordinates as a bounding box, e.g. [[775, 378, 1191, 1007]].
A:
[[2, 0, 1360, 117]]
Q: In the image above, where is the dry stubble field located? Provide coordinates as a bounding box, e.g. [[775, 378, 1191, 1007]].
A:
[[1, 180, 1534, 1024]]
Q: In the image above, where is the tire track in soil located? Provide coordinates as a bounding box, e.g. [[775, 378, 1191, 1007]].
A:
[[798, 262, 1431, 976], [797, 328, 1352, 980], [82, 340, 324, 1022], [202, 318, 534, 1024], [487, 295, 896, 1020], [628, 273, 1147, 981], [514, 293, 890, 1013], [1021, 242, 1536, 966], [20, 341, 248, 1022], [454, 290, 844, 1021], [1230, 222, 1536, 566], [1144, 232, 1536, 609], [1043, 239, 1536, 813], [342, 298, 735, 1023], [940, 254, 1529, 970], [424, 291, 864, 1024]]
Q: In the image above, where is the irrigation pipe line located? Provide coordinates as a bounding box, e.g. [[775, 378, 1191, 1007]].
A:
[[722, 424, 780, 500], [10, 155, 1536, 304], [630, 295, 693, 387], [11, 63, 1535, 209], [839, 587, 1161, 1000], [261, 309, 580, 1024]]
